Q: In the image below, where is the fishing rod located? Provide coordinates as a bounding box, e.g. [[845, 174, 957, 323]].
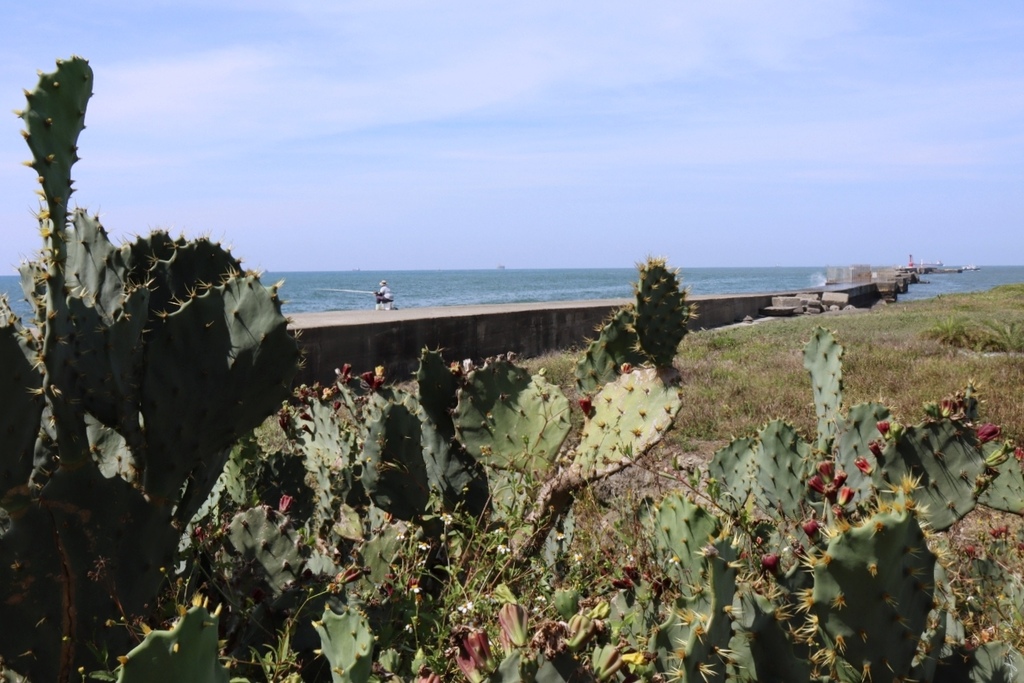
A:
[[317, 288, 377, 295]]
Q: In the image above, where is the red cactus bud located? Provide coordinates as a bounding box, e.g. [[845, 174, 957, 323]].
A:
[[832, 470, 848, 488], [578, 396, 593, 416], [620, 362, 632, 373], [940, 398, 955, 417], [337, 567, 364, 585], [868, 440, 883, 459], [761, 553, 780, 575], [497, 603, 529, 651], [990, 525, 1010, 539], [837, 486, 855, 506], [417, 674, 442, 683], [802, 519, 820, 537], [977, 423, 1001, 444], [456, 630, 496, 682], [817, 461, 835, 479], [807, 474, 826, 495], [1016, 446, 1024, 462], [877, 420, 891, 438], [278, 494, 294, 513], [854, 457, 873, 475]]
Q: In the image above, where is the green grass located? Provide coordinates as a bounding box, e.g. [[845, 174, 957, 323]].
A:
[[527, 284, 1024, 449]]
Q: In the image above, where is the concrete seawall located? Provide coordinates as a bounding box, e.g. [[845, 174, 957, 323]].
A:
[[289, 283, 882, 386]]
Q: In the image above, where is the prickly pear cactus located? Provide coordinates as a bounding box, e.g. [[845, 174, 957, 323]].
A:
[[574, 367, 683, 479], [454, 359, 572, 476], [708, 420, 815, 519], [314, 605, 375, 683], [807, 499, 936, 682], [574, 306, 645, 393], [115, 603, 228, 683], [633, 257, 691, 368], [0, 57, 300, 683], [804, 326, 844, 454]]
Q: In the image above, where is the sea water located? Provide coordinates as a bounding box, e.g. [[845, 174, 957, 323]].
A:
[[2, 266, 1023, 318]]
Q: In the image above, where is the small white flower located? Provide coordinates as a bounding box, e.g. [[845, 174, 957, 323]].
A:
[[458, 601, 475, 614], [496, 544, 510, 555], [669, 555, 680, 565], [572, 553, 583, 564], [396, 533, 406, 541], [412, 586, 421, 594], [441, 513, 454, 525], [627, 554, 635, 564], [405, 623, 414, 632], [418, 542, 430, 552]]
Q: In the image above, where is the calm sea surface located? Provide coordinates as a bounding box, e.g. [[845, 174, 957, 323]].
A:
[[2, 266, 1023, 318]]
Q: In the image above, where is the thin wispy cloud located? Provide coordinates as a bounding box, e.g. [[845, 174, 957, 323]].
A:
[[0, 1, 1021, 270]]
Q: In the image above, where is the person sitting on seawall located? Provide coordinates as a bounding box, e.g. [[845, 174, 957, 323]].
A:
[[375, 280, 395, 310]]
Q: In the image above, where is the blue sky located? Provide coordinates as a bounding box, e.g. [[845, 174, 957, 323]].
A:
[[1, 1, 1021, 272]]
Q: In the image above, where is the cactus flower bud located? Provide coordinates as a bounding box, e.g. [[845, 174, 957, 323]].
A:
[[418, 674, 442, 683], [761, 553, 780, 575], [940, 398, 956, 417], [807, 474, 826, 495], [888, 421, 904, 441], [868, 440, 883, 459], [923, 402, 941, 420], [854, 457, 873, 475], [985, 442, 1012, 468], [837, 486, 855, 506], [455, 630, 496, 682], [802, 519, 820, 537], [497, 603, 529, 651], [832, 470, 848, 488], [977, 423, 1001, 444], [278, 494, 294, 513], [592, 644, 625, 682], [877, 420, 891, 438], [578, 396, 593, 417], [566, 613, 598, 651], [817, 461, 835, 479], [620, 363, 632, 373]]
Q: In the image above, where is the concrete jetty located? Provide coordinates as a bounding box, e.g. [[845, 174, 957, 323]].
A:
[[289, 282, 883, 386]]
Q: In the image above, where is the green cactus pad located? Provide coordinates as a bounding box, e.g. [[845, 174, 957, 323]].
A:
[[810, 502, 936, 682], [0, 315, 43, 512], [19, 57, 93, 229], [225, 506, 308, 598], [314, 605, 375, 683], [574, 306, 645, 393], [454, 359, 571, 476], [803, 327, 844, 454], [933, 641, 1024, 683], [976, 441, 1024, 514], [833, 402, 891, 500], [116, 605, 228, 683], [633, 257, 691, 368], [708, 420, 814, 520], [729, 589, 812, 682], [877, 419, 987, 531], [575, 367, 682, 479], [360, 393, 431, 520]]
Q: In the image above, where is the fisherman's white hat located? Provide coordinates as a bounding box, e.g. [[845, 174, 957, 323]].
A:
[[380, 280, 387, 285]]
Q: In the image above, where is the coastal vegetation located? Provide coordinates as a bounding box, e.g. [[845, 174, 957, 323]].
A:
[[2, 56, 1023, 683]]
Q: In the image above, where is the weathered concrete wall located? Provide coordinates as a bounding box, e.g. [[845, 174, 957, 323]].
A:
[[289, 283, 884, 386], [291, 300, 626, 386]]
